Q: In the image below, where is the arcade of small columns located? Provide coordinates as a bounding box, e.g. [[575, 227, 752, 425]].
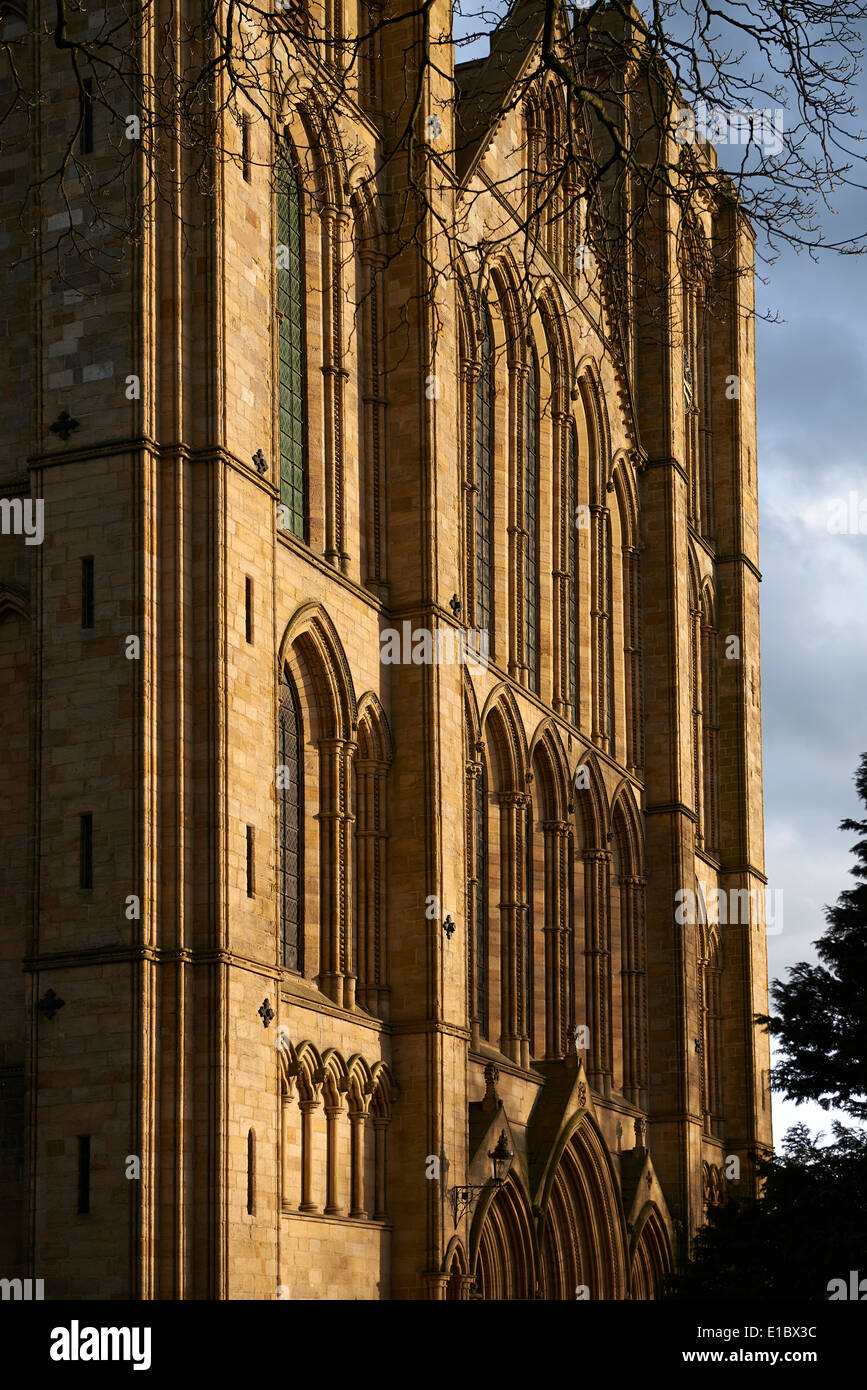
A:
[[277, 1040, 396, 1221]]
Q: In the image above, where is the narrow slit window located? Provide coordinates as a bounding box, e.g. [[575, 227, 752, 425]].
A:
[[245, 576, 254, 644], [241, 114, 251, 182], [79, 813, 93, 890], [247, 1129, 255, 1215], [81, 557, 94, 629], [77, 1135, 91, 1214], [246, 825, 255, 898]]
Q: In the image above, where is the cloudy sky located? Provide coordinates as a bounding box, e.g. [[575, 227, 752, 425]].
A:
[[757, 209, 867, 1142]]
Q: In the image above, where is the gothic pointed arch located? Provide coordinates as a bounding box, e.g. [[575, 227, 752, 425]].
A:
[[443, 1236, 471, 1300], [610, 782, 647, 1106], [610, 779, 643, 871], [353, 694, 392, 1017], [480, 685, 529, 794], [465, 677, 489, 1041], [279, 603, 357, 741], [462, 669, 483, 750], [279, 605, 356, 1004], [528, 719, 571, 822], [528, 721, 574, 1059], [278, 670, 304, 971], [471, 1173, 538, 1300], [293, 96, 348, 214], [537, 1113, 629, 1299], [629, 1203, 673, 1300], [574, 360, 611, 505], [698, 907, 723, 1137], [611, 454, 642, 771], [571, 748, 605, 852], [572, 752, 613, 1090], [480, 689, 530, 1060], [488, 254, 528, 367], [537, 284, 573, 416]]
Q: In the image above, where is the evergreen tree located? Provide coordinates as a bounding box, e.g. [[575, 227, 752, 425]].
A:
[[761, 751, 867, 1119], [667, 1124, 867, 1299]]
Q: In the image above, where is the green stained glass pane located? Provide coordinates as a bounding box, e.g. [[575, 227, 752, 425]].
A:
[[277, 152, 306, 538]]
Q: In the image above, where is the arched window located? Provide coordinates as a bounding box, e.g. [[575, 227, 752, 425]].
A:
[[277, 152, 307, 539], [524, 351, 540, 692], [469, 757, 488, 1038], [278, 676, 303, 970], [602, 510, 614, 754], [701, 594, 720, 854], [474, 309, 494, 635], [699, 912, 723, 1138], [567, 424, 579, 724], [681, 225, 715, 538], [524, 800, 535, 1056]]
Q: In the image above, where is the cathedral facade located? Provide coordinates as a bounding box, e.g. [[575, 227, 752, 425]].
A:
[[0, 0, 771, 1299]]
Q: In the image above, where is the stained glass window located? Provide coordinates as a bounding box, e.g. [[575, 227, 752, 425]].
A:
[[524, 353, 539, 691], [474, 309, 494, 634], [568, 425, 579, 723], [474, 765, 488, 1036], [277, 154, 306, 539], [279, 677, 303, 970]]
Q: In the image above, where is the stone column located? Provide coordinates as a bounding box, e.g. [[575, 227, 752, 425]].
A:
[[298, 1100, 319, 1213], [324, 1104, 343, 1216], [349, 1112, 367, 1218], [281, 1092, 293, 1211]]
